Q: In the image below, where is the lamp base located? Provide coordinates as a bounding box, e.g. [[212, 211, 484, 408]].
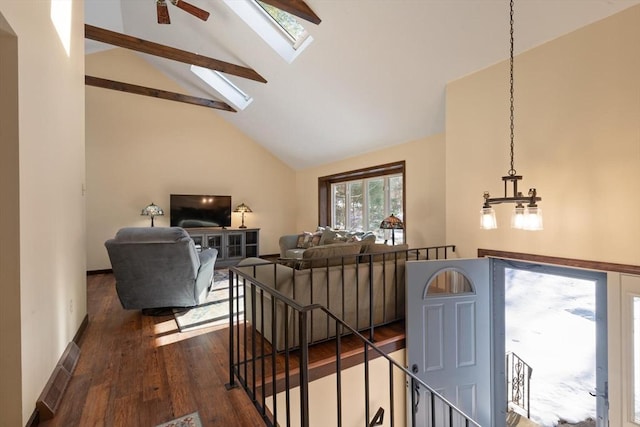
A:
[[239, 225, 247, 229]]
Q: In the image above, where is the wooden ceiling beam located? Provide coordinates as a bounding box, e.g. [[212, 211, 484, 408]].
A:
[[85, 24, 267, 83], [258, 0, 321, 25], [85, 75, 236, 112]]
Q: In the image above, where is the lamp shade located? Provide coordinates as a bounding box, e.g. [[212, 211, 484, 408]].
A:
[[380, 214, 404, 229], [233, 203, 252, 213], [141, 202, 164, 227], [141, 202, 164, 217]]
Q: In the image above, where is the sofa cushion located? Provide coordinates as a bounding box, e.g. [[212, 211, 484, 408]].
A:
[[284, 248, 306, 259], [319, 228, 338, 245], [296, 232, 313, 248], [310, 232, 323, 247], [296, 231, 323, 248], [298, 243, 362, 269]]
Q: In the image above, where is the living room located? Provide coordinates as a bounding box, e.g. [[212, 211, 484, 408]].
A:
[[2, 1, 640, 426]]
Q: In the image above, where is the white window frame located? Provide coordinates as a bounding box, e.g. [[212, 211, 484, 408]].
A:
[[331, 173, 403, 242], [223, 0, 313, 63], [190, 65, 253, 111]]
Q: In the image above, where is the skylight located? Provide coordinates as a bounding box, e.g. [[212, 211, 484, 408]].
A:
[[255, 1, 308, 47], [223, 0, 313, 63], [190, 65, 253, 111]]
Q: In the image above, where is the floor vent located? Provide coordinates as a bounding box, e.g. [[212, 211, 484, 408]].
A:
[[36, 341, 80, 420]]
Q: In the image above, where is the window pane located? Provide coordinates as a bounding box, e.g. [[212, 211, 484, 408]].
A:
[[367, 178, 384, 237], [332, 183, 346, 229], [348, 181, 363, 231], [389, 175, 404, 243], [389, 175, 403, 215], [427, 270, 473, 295], [256, 0, 307, 42]]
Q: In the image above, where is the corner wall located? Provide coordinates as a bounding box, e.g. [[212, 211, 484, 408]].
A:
[[446, 5, 640, 264], [85, 48, 296, 270], [0, 1, 86, 425], [0, 12, 21, 427]]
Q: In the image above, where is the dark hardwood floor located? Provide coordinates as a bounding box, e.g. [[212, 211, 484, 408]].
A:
[[40, 273, 265, 427], [39, 273, 405, 427]]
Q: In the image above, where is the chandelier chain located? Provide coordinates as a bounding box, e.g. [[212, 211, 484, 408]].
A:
[[508, 0, 516, 177]]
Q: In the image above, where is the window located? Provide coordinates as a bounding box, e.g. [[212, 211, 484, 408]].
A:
[[318, 161, 405, 243], [255, 1, 309, 47], [190, 65, 253, 111], [223, 0, 313, 63]]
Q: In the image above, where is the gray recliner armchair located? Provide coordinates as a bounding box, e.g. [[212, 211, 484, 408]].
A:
[[105, 227, 217, 310]]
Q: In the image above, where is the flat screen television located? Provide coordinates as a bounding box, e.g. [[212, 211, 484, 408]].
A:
[[170, 194, 232, 228]]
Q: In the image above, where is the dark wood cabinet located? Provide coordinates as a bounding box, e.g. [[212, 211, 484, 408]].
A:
[[186, 228, 259, 267]]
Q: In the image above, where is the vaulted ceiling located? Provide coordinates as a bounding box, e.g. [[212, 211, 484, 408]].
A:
[[85, 0, 640, 169]]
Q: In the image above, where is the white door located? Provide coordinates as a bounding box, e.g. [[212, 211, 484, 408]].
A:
[[406, 258, 493, 427], [621, 274, 640, 426], [493, 260, 608, 427]]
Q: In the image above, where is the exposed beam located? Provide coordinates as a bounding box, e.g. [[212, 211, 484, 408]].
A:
[[85, 75, 236, 112], [85, 24, 267, 83], [258, 0, 321, 25]]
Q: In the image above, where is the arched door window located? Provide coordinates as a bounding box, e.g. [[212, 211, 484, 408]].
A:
[[425, 269, 474, 296]]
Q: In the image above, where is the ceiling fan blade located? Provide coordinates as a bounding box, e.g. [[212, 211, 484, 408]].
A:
[[156, 0, 171, 24], [172, 0, 210, 21]]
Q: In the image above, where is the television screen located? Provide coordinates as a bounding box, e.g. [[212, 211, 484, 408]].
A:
[[170, 194, 232, 228]]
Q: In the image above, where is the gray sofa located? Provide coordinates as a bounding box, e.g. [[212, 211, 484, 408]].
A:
[[236, 242, 410, 351], [279, 229, 377, 259], [105, 227, 217, 310]]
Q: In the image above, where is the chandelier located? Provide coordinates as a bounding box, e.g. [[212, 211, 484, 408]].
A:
[[480, 0, 542, 231]]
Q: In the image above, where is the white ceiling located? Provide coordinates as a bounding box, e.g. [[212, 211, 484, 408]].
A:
[[85, 0, 640, 170]]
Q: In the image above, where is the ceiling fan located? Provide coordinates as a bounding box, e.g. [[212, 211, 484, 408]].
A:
[[156, 0, 210, 24]]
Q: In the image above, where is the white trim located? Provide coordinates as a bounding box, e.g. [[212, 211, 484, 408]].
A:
[[621, 274, 640, 426], [190, 65, 253, 111], [223, 0, 313, 64]]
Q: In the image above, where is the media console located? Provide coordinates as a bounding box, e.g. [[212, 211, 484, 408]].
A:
[[185, 228, 259, 267]]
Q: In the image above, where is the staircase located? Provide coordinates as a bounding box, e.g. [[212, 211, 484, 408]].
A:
[[226, 263, 480, 427], [507, 410, 541, 427], [506, 351, 537, 427]]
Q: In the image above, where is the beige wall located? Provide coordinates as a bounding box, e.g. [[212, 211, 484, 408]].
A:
[[268, 349, 406, 427], [0, 1, 86, 425], [0, 11, 21, 427], [446, 5, 640, 264], [295, 135, 447, 248], [85, 48, 296, 270]]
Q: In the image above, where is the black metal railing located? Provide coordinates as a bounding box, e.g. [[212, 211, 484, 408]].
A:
[[505, 351, 533, 418], [238, 245, 456, 352], [226, 253, 480, 427]]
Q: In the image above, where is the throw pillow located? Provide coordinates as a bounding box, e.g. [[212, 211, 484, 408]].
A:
[[296, 232, 313, 248], [309, 232, 323, 247], [319, 228, 338, 245], [298, 243, 362, 269]]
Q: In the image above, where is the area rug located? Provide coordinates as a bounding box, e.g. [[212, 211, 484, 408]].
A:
[[155, 411, 202, 427], [174, 269, 244, 332]]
